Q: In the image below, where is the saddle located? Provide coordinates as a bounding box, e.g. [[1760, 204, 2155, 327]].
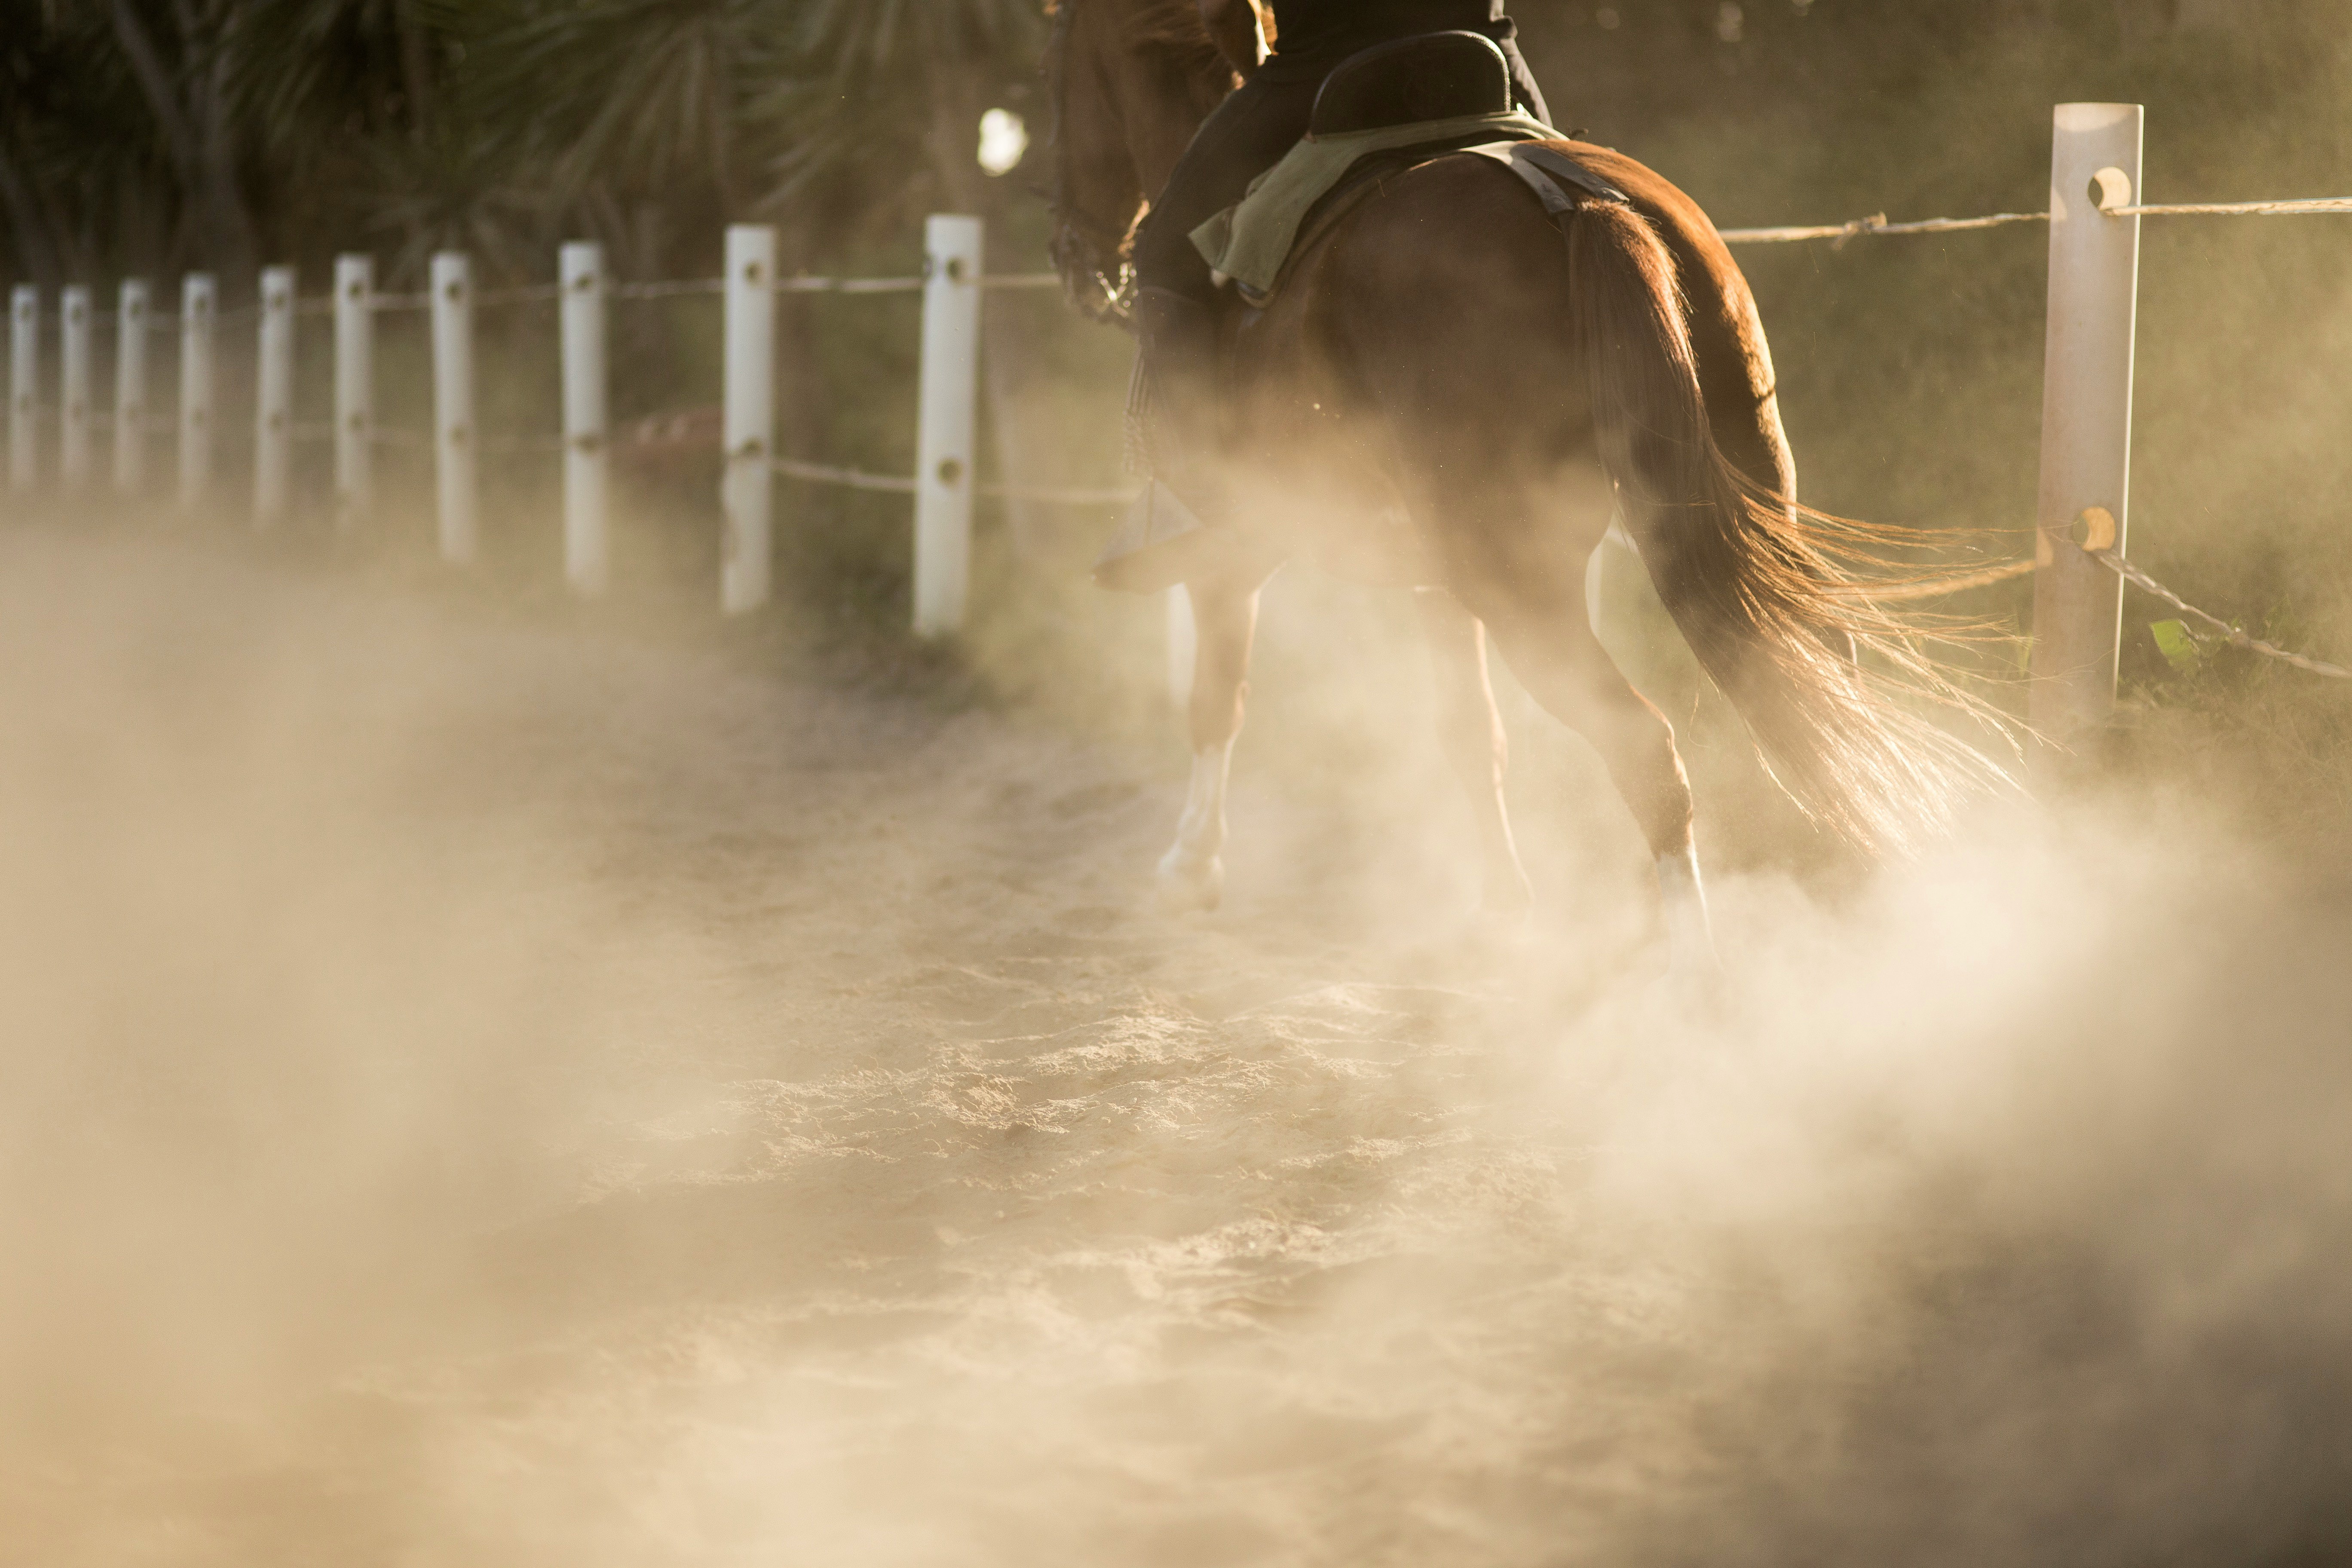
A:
[[1095, 34, 1629, 593], [1188, 31, 1629, 306]]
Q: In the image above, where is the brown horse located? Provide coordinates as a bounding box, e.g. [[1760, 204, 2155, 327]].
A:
[[1046, 0, 2006, 977]]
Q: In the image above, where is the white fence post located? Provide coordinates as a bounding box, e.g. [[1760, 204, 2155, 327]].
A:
[[2028, 102, 2144, 763], [113, 279, 149, 494], [430, 251, 477, 564], [8, 285, 34, 493], [913, 213, 983, 638], [333, 253, 374, 527], [560, 240, 609, 595], [254, 265, 296, 527], [721, 223, 776, 615], [59, 285, 90, 490], [179, 274, 215, 511]]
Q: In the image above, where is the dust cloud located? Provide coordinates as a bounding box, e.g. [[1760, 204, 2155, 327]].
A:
[[3, 522, 2349, 1567]]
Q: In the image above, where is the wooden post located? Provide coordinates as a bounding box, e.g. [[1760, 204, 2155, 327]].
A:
[[721, 224, 776, 615], [254, 265, 297, 528], [2029, 103, 2144, 766], [560, 240, 609, 596], [58, 285, 91, 490], [8, 285, 34, 494], [430, 251, 477, 563], [179, 274, 216, 511], [913, 213, 983, 638], [113, 279, 149, 493], [333, 253, 374, 527]]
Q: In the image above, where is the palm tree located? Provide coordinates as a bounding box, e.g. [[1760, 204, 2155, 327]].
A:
[[756, 0, 1065, 553], [96, 0, 261, 287]]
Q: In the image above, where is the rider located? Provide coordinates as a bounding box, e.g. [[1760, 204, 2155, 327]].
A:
[[1126, 1, 1550, 527]]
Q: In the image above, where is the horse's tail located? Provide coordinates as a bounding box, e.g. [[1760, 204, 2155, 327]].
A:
[[1564, 198, 2012, 853]]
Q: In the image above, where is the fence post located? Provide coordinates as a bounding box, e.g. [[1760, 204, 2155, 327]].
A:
[[59, 285, 91, 490], [560, 241, 609, 595], [179, 274, 215, 511], [430, 251, 477, 563], [721, 224, 776, 615], [913, 213, 983, 638], [334, 253, 374, 527], [8, 286, 34, 493], [2028, 102, 2144, 767], [113, 279, 149, 494], [254, 265, 296, 527]]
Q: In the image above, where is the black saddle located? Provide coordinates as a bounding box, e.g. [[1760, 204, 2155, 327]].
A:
[[1309, 31, 1514, 138]]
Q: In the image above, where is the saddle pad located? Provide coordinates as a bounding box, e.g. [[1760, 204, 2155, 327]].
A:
[[1189, 109, 1556, 300]]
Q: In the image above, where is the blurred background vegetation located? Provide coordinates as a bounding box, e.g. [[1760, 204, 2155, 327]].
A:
[[3, 0, 2347, 866]]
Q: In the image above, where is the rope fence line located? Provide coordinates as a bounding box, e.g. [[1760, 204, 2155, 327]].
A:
[[612, 279, 723, 301], [771, 456, 916, 494], [18, 191, 2350, 322], [1851, 533, 2349, 681], [11, 120, 2352, 640], [770, 454, 1134, 504], [220, 271, 1063, 316], [1721, 210, 2051, 245], [2089, 546, 2352, 680], [1718, 192, 2352, 246], [2111, 196, 2352, 217]]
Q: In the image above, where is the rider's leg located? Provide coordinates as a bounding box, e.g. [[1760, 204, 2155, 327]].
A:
[[1413, 586, 1534, 917], [1128, 76, 1320, 523], [1130, 74, 1322, 306], [1158, 564, 1272, 912]]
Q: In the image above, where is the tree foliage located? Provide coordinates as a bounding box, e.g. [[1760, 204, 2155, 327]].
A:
[[0, 0, 1045, 294]]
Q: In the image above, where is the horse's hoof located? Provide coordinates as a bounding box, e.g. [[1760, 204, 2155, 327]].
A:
[[1155, 851, 1224, 913]]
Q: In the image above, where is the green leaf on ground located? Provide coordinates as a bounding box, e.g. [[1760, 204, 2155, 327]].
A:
[[2150, 619, 2203, 675]]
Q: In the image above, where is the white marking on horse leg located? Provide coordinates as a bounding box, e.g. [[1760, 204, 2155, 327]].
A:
[[1656, 842, 1724, 987], [1415, 587, 1533, 919], [1156, 738, 1234, 911]]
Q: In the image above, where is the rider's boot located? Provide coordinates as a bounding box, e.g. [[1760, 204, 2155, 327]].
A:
[[1133, 285, 1234, 518], [1094, 286, 1236, 592]]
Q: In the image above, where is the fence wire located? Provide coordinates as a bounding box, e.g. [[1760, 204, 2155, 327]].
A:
[[2089, 546, 2352, 680], [772, 457, 916, 494], [2112, 196, 2352, 217], [1859, 539, 2352, 681], [1720, 192, 2352, 245], [769, 456, 1130, 504], [1721, 210, 2051, 245]]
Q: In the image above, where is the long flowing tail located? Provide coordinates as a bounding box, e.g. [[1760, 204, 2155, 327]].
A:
[[1565, 198, 2013, 854]]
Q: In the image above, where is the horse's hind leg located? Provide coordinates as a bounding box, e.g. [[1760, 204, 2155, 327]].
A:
[[1157, 563, 1271, 912], [1413, 587, 1533, 917], [1462, 565, 1721, 982]]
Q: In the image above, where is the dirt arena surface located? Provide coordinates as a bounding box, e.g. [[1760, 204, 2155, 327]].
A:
[[3, 530, 2349, 1566]]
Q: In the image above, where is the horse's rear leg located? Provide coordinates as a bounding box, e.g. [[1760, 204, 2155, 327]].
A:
[[1158, 567, 1268, 912], [1413, 587, 1533, 917], [1469, 576, 1721, 981]]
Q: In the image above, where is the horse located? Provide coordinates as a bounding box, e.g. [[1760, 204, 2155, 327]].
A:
[[1044, 0, 2007, 980]]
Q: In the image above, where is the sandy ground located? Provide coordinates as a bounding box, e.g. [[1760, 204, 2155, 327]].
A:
[[3, 529, 2350, 1567]]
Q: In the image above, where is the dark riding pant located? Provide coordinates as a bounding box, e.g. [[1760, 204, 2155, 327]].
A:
[[1130, 36, 1549, 307]]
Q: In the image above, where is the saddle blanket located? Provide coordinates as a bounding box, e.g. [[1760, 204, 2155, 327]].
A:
[[1188, 112, 1625, 302]]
